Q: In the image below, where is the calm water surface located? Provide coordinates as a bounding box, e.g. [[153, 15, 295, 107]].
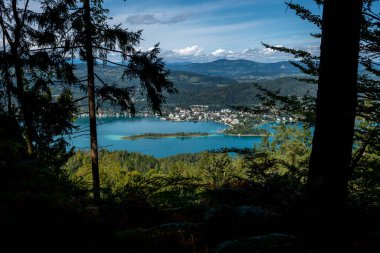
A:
[[68, 117, 270, 158]]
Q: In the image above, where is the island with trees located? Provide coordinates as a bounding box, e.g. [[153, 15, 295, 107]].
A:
[[122, 132, 210, 140], [223, 123, 270, 136]]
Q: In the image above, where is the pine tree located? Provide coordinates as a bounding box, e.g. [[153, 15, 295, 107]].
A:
[[255, 0, 380, 249], [64, 0, 176, 202], [0, 0, 78, 165], [260, 0, 380, 209]]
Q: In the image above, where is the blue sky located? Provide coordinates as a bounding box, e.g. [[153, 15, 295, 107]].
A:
[[104, 0, 322, 62]]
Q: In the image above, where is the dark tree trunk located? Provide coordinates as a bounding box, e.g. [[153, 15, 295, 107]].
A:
[[12, 47, 34, 155], [84, 0, 101, 203], [307, 0, 363, 248], [3, 33, 12, 114], [9, 0, 34, 156]]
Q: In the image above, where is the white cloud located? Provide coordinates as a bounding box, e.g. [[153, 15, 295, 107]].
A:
[[159, 42, 320, 63], [241, 48, 260, 56], [304, 45, 320, 56], [161, 45, 300, 63], [261, 47, 276, 55], [173, 45, 204, 56], [211, 48, 234, 57], [211, 49, 226, 56], [125, 12, 192, 25]]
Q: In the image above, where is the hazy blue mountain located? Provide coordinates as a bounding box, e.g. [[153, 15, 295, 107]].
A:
[[169, 71, 239, 87], [72, 64, 240, 88], [167, 59, 301, 79]]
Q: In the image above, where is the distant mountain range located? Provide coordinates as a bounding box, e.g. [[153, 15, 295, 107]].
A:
[[159, 59, 313, 106], [71, 59, 314, 108], [167, 59, 301, 80]]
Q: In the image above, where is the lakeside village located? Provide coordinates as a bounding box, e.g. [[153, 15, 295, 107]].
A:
[[77, 105, 297, 136]]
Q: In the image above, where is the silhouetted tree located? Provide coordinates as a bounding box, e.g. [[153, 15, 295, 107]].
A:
[[0, 32, 12, 113], [0, 0, 78, 165], [255, 1, 380, 249], [0, 0, 35, 154], [260, 1, 380, 209], [65, 0, 176, 202], [308, 0, 363, 212]]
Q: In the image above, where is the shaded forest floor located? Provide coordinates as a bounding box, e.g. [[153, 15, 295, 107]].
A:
[[1, 161, 380, 253]]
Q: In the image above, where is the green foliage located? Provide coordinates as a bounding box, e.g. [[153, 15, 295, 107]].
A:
[[64, 150, 249, 207], [245, 124, 312, 183], [350, 121, 380, 208], [64, 150, 155, 190], [115, 173, 203, 208], [217, 124, 313, 208], [28, 88, 78, 166], [65, 150, 207, 207], [199, 152, 237, 188]]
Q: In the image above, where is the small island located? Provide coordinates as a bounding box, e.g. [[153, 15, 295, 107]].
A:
[[223, 123, 270, 136], [122, 132, 210, 140]]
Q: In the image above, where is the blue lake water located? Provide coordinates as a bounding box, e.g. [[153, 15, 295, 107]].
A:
[[68, 117, 270, 158]]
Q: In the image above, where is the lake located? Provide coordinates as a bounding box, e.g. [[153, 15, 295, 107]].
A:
[[68, 117, 268, 157]]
